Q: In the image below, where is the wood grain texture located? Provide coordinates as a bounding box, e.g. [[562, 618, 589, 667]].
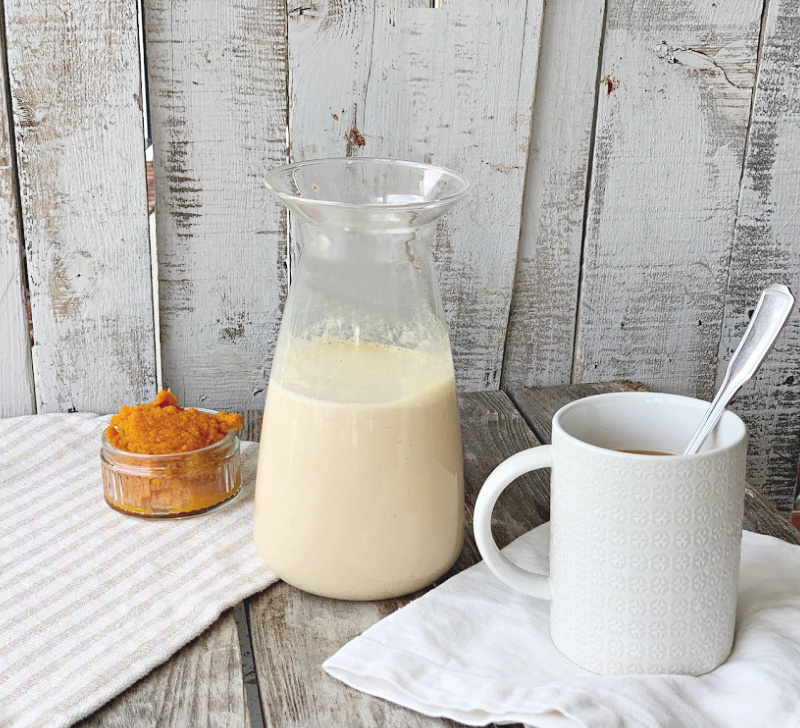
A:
[[510, 381, 800, 544], [76, 610, 252, 728], [0, 18, 33, 417], [501, 0, 605, 389], [250, 584, 460, 728], [715, 0, 800, 514], [287, 1, 544, 390], [573, 0, 763, 399], [247, 390, 548, 728], [241, 409, 264, 443], [4, 0, 156, 414], [743, 480, 800, 546], [506, 380, 645, 443], [145, 0, 288, 412]]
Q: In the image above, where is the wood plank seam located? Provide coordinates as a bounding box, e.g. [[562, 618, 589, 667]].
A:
[[235, 601, 266, 728], [569, 0, 611, 384], [0, 5, 29, 309], [500, 0, 607, 390], [496, 0, 543, 376], [0, 3, 35, 415], [711, 0, 770, 372]]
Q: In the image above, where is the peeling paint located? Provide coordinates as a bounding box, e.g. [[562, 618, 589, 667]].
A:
[[344, 125, 366, 154], [600, 75, 618, 94]]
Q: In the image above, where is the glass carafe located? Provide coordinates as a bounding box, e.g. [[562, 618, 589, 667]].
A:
[[254, 158, 470, 600]]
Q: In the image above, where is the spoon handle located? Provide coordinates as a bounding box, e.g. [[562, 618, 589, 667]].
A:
[[683, 284, 796, 456]]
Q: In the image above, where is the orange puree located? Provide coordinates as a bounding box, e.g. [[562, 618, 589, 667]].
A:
[[105, 390, 243, 454], [101, 391, 244, 518]]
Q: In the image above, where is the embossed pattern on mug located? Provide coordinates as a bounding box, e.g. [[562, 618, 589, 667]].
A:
[[549, 433, 746, 675]]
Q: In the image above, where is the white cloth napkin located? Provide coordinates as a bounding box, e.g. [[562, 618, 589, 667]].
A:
[[0, 413, 277, 728], [325, 523, 800, 728]]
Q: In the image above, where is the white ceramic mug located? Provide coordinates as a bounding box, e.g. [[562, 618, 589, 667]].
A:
[[473, 392, 747, 675]]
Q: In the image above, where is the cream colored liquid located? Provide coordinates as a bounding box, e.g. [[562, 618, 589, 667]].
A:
[[254, 338, 464, 600]]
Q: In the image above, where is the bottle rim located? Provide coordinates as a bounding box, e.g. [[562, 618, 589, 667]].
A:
[[262, 157, 471, 211]]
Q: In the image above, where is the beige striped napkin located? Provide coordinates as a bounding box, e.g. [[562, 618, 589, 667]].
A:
[[0, 413, 277, 728]]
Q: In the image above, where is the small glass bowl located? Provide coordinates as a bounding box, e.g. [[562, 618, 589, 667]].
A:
[[101, 428, 241, 518]]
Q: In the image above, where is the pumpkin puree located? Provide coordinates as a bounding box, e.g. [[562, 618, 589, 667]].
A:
[[102, 390, 244, 517], [106, 389, 243, 454]]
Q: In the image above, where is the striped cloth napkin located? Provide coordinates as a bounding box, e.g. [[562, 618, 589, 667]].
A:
[[0, 413, 277, 728]]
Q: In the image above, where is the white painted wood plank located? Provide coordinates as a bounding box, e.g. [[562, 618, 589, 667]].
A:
[[501, 0, 606, 389], [573, 0, 763, 399], [145, 0, 288, 412], [0, 24, 33, 417], [716, 0, 800, 514], [286, 0, 427, 162], [288, 1, 544, 391], [4, 0, 156, 414]]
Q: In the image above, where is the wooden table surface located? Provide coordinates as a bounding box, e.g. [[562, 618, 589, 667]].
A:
[[77, 382, 800, 728]]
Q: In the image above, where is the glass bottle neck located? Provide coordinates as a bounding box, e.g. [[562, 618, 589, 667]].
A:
[[279, 215, 449, 357], [293, 218, 438, 265]]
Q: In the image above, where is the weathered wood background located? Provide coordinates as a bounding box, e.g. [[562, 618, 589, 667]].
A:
[[1, 0, 799, 513]]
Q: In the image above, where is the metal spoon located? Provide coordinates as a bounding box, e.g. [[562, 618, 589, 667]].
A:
[[683, 283, 795, 456]]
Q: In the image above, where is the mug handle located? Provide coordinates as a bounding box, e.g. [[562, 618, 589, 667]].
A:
[[473, 446, 553, 600]]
